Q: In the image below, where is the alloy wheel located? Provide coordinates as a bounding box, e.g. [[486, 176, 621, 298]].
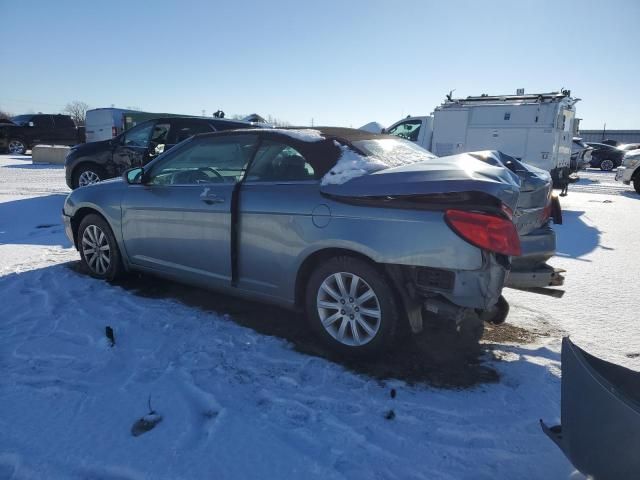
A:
[[316, 272, 381, 347], [82, 224, 111, 275], [600, 159, 614, 171], [78, 170, 101, 186], [8, 140, 26, 154]]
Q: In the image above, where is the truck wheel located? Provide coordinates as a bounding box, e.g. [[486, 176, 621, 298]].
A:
[[78, 214, 123, 281], [305, 256, 399, 356], [634, 176, 640, 194], [8, 139, 27, 155], [73, 164, 105, 189], [600, 159, 614, 171]]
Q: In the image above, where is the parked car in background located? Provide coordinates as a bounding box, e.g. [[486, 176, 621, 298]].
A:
[[65, 116, 256, 189], [63, 128, 527, 355], [615, 148, 640, 193], [586, 142, 625, 171], [0, 114, 82, 154], [619, 143, 640, 152], [571, 137, 592, 172]]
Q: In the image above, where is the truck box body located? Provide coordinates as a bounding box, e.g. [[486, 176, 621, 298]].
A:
[[85, 108, 142, 143], [386, 91, 578, 182], [431, 92, 577, 180]]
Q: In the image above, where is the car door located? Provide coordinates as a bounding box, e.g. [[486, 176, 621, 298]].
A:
[[149, 118, 216, 159], [29, 115, 55, 145], [121, 133, 258, 287], [237, 139, 323, 300], [112, 120, 157, 175], [52, 115, 78, 145]]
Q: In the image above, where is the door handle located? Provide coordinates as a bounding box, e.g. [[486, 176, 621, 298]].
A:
[[200, 187, 225, 204]]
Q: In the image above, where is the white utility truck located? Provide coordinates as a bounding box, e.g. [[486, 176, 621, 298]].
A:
[[386, 90, 579, 186]]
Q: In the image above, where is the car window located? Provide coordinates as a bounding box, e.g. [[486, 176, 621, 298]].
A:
[[387, 120, 422, 142], [54, 116, 75, 128], [168, 120, 214, 144], [150, 123, 170, 144], [32, 115, 54, 129], [123, 122, 155, 147], [147, 134, 258, 185], [246, 141, 316, 182]]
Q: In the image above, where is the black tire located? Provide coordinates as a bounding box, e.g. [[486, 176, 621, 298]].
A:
[[305, 256, 399, 356], [78, 213, 123, 281], [72, 164, 106, 189], [478, 295, 509, 325], [7, 138, 27, 155], [634, 176, 640, 194], [600, 159, 614, 171]]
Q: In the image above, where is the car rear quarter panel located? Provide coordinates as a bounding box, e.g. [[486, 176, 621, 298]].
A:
[[237, 183, 484, 305]]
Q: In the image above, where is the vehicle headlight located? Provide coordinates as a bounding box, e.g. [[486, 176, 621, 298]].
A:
[[625, 157, 640, 167]]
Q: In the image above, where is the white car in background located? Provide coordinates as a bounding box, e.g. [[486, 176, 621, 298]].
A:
[[615, 148, 640, 194]]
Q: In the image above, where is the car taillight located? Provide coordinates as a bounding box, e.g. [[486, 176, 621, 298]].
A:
[[445, 209, 521, 256], [112, 126, 117, 137]]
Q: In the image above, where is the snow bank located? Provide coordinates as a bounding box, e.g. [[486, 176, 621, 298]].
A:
[[321, 139, 436, 185]]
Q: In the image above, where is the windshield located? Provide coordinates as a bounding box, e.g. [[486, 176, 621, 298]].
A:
[[11, 115, 32, 126], [351, 138, 436, 168]]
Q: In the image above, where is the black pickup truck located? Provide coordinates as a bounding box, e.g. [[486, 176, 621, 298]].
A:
[[0, 114, 84, 154]]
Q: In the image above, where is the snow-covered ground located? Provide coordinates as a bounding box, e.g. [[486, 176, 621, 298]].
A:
[[1, 156, 638, 479]]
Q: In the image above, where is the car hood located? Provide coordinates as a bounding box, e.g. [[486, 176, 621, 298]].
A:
[[68, 138, 113, 155], [320, 151, 521, 212]]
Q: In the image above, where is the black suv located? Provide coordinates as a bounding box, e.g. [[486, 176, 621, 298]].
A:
[[0, 114, 81, 154], [65, 116, 257, 189]]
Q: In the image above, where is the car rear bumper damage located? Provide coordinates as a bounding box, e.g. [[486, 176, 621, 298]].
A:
[[385, 252, 508, 333], [506, 222, 565, 289]]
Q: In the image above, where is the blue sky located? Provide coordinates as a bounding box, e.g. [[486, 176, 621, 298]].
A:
[[1, 0, 638, 129]]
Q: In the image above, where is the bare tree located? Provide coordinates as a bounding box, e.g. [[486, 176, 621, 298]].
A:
[[63, 101, 90, 126], [0, 109, 12, 122]]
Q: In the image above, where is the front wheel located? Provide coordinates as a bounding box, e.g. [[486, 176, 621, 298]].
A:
[[73, 164, 105, 189], [8, 139, 27, 155], [305, 256, 399, 356], [78, 214, 123, 281], [600, 159, 614, 171]]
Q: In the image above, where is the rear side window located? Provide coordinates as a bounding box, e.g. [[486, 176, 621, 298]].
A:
[[54, 116, 75, 128], [168, 120, 215, 144], [247, 141, 316, 182]]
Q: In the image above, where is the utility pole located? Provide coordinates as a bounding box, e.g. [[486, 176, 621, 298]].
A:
[[311, 117, 314, 127], [202, 109, 206, 117], [601, 122, 606, 141]]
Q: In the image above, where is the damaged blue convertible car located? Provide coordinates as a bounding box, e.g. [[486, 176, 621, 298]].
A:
[[62, 128, 561, 355]]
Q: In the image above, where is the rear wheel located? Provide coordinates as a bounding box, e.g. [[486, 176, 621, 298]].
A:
[[78, 214, 123, 281], [8, 139, 27, 155], [305, 256, 399, 356], [634, 176, 640, 194], [73, 164, 105, 189], [600, 159, 614, 171]]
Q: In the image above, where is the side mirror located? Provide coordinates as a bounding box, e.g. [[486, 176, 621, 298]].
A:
[[28, 121, 35, 127], [124, 167, 144, 185]]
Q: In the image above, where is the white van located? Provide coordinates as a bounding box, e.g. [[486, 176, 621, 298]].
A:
[[386, 91, 579, 185], [85, 108, 141, 143]]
